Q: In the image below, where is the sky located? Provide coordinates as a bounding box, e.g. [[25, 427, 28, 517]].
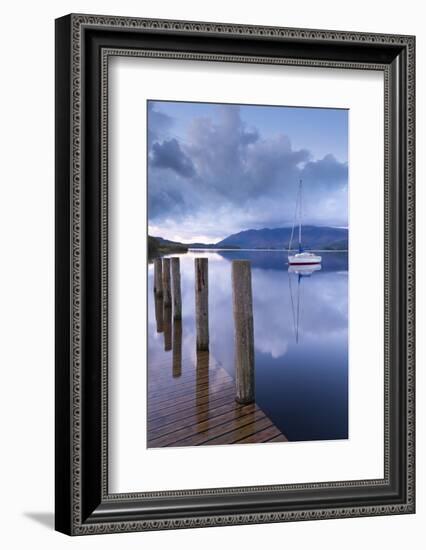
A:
[[147, 100, 348, 243]]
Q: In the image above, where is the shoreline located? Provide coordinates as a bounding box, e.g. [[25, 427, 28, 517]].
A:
[[188, 248, 349, 253]]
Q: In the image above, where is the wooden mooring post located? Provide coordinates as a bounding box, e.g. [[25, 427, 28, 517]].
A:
[[195, 258, 209, 351], [162, 258, 172, 308], [171, 257, 182, 320], [153, 258, 163, 296], [231, 260, 255, 404]]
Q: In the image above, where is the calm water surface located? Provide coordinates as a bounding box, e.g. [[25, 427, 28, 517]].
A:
[[148, 250, 348, 442]]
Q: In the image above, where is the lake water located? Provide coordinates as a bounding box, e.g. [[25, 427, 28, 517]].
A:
[[147, 250, 348, 442]]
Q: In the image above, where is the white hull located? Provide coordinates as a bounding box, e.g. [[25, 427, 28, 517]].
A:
[[288, 252, 322, 265]]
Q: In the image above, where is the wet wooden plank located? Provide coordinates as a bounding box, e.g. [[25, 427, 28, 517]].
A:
[[148, 404, 258, 447], [147, 386, 236, 420], [147, 402, 257, 440], [148, 371, 229, 404], [267, 433, 289, 443], [148, 379, 233, 414], [168, 409, 265, 447], [147, 391, 237, 429], [148, 379, 226, 408], [203, 417, 272, 446], [237, 424, 286, 444], [147, 357, 287, 447]]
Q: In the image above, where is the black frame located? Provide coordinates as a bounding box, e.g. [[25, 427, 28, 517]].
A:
[[55, 14, 415, 535]]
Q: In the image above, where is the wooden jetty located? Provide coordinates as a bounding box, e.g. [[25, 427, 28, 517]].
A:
[[147, 352, 287, 448], [148, 256, 287, 448]]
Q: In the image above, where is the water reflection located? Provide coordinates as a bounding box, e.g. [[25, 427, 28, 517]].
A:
[[288, 264, 322, 344], [196, 350, 210, 419], [172, 320, 182, 377], [163, 305, 172, 352], [154, 294, 164, 333], [148, 250, 348, 441]]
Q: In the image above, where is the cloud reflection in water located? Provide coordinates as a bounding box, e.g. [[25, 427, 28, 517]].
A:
[[148, 250, 348, 442]]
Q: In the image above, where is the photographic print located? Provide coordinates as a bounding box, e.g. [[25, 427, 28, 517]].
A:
[[147, 100, 349, 449]]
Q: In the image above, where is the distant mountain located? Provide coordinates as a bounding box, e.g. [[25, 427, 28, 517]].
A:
[[323, 239, 348, 251], [216, 226, 348, 250], [149, 226, 348, 253]]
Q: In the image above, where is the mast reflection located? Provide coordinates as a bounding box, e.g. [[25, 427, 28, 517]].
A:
[[288, 264, 321, 343]]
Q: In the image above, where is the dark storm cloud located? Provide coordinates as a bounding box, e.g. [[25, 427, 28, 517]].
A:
[[150, 138, 196, 178], [147, 102, 174, 146], [183, 106, 310, 202], [241, 128, 259, 145], [148, 179, 187, 219], [147, 103, 348, 240], [301, 153, 348, 185]]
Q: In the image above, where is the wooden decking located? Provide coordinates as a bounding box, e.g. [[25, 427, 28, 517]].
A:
[[147, 350, 287, 448]]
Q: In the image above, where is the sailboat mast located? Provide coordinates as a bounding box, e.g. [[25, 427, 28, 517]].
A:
[[298, 179, 302, 252]]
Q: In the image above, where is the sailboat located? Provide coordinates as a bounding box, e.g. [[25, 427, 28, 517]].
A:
[[288, 179, 322, 265]]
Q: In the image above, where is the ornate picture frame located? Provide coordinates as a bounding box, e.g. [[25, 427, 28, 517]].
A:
[[55, 14, 415, 535]]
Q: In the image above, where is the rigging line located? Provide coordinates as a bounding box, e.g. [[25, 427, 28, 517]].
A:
[[288, 181, 300, 255], [296, 274, 301, 344], [298, 272, 306, 344], [298, 180, 302, 252], [288, 271, 298, 342]]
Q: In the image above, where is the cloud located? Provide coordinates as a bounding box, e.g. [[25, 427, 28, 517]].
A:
[[147, 102, 174, 146], [301, 153, 348, 185], [147, 103, 348, 241], [150, 138, 196, 178]]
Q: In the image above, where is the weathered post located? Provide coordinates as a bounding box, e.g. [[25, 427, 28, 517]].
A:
[[153, 258, 163, 297], [195, 258, 209, 351], [172, 320, 182, 377], [162, 258, 172, 308], [171, 257, 182, 320], [232, 260, 255, 404]]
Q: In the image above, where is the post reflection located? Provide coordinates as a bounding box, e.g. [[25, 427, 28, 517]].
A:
[[196, 350, 210, 420], [172, 320, 182, 377], [154, 293, 164, 333], [163, 304, 172, 352]]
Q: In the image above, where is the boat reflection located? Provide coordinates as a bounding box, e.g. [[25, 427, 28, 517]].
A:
[[288, 263, 322, 276], [288, 263, 321, 343]]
